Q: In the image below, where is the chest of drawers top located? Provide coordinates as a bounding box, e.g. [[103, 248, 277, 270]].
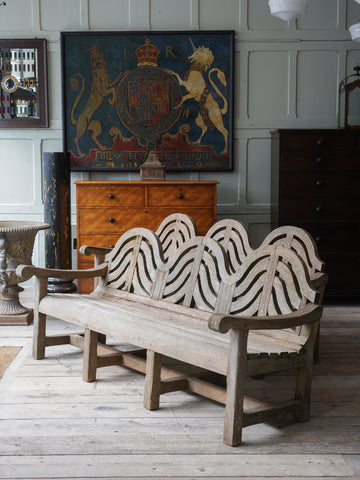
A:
[[75, 181, 218, 208]]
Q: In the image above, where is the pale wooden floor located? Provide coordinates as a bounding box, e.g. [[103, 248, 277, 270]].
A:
[[0, 302, 359, 479]]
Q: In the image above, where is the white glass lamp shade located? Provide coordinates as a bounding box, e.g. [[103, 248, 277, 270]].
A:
[[268, 0, 309, 22], [349, 23, 360, 42]]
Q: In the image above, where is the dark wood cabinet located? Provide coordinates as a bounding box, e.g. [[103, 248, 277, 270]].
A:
[[271, 129, 360, 298]]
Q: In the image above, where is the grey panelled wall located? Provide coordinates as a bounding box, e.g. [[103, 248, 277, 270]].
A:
[[1, 0, 360, 292]]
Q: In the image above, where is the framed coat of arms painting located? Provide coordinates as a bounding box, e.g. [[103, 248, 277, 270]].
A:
[[61, 31, 234, 171]]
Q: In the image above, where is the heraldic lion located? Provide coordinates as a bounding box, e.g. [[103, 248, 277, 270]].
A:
[[70, 45, 121, 157]]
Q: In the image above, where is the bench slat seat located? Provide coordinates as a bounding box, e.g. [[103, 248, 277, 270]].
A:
[[38, 290, 311, 379]]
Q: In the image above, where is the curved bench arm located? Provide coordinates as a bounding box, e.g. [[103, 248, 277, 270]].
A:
[[16, 263, 108, 281], [79, 245, 112, 256], [208, 304, 322, 334], [80, 245, 113, 267]]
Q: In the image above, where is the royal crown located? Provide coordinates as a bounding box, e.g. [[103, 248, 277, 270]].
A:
[[135, 38, 160, 67]]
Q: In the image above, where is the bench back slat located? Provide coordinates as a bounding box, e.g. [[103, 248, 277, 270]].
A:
[[205, 219, 253, 273], [230, 245, 318, 320], [156, 213, 198, 260], [105, 228, 165, 297], [261, 225, 325, 275], [158, 237, 229, 312]]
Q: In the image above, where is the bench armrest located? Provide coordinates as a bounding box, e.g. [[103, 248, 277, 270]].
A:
[[79, 245, 113, 267], [311, 271, 328, 290], [79, 245, 112, 256], [208, 303, 322, 334], [16, 263, 108, 282]]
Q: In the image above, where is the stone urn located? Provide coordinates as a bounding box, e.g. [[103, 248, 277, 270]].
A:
[[0, 221, 49, 325]]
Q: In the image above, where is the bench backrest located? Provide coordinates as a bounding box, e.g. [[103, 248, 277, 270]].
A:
[[102, 228, 319, 342]]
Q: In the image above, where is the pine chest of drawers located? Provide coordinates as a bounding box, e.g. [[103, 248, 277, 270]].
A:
[[271, 129, 360, 298], [75, 181, 218, 293]]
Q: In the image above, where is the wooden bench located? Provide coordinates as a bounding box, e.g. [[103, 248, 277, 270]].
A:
[[17, 224, 324, 446]]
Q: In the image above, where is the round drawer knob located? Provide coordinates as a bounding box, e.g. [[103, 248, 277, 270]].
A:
[[109, 218, 115, 223], [315, 236, 321, 243], [108, 194, 114, 199], [315, 180, 323, 187], [315, 206, 322, 214], [315, 157, 323, 164], [316, 137, 324, 146], [178, 193, 184, 199], [109, 245, 115, 248]]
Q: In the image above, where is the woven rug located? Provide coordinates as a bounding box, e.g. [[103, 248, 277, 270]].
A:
[[0, 346, 22, 379]]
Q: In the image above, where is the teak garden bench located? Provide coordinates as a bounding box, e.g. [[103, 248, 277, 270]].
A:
[[17, 218, 325, 446]]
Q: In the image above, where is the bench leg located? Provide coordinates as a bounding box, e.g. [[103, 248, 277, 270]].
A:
[[83, 328, 98, 383], [295, 356, 313, 422], [223, 329, 248, 447], [33, 311, 46, 360], [313, 323, 320, 364], [144, 350, 162, 411], [32, 277, 49, 360]]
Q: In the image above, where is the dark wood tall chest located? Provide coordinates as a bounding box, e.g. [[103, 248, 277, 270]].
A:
[[271, 129, 360, 298]]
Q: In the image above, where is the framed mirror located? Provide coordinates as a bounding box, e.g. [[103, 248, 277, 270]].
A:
[[0, 38, 48, 128]]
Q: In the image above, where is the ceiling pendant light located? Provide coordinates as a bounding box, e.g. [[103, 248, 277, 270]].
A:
[[268, 0, 310, 22], [349, 23, 360, 42], [349, 0, 360, 41]]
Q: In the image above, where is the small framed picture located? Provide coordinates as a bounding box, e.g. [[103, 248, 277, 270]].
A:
[[0, 38, 48, 128]]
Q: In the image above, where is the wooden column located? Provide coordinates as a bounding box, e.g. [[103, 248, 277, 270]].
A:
[[43, 152, 76, 293]]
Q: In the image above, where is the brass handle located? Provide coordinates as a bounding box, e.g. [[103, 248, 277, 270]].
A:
[[109, 218, 115, 223]]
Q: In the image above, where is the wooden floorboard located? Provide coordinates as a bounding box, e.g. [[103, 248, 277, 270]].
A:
[[0, 302, 359, 479]]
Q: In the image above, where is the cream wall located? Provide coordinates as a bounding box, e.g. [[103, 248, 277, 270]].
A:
[[1, 0, 360, 276]]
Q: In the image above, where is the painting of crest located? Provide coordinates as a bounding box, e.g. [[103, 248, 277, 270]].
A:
[[61, 31, 234, 171]]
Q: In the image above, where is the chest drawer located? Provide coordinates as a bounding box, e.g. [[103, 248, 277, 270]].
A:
[[77, 185, 145, 207], [279, 171, 360, 196], [279, 132, 360, 150], [78, 208, 148, 234], [280, 151, 360, 170], [319, 253, 360, 296], [279, 195, 359, 221], [148, 185, 215, 207]]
